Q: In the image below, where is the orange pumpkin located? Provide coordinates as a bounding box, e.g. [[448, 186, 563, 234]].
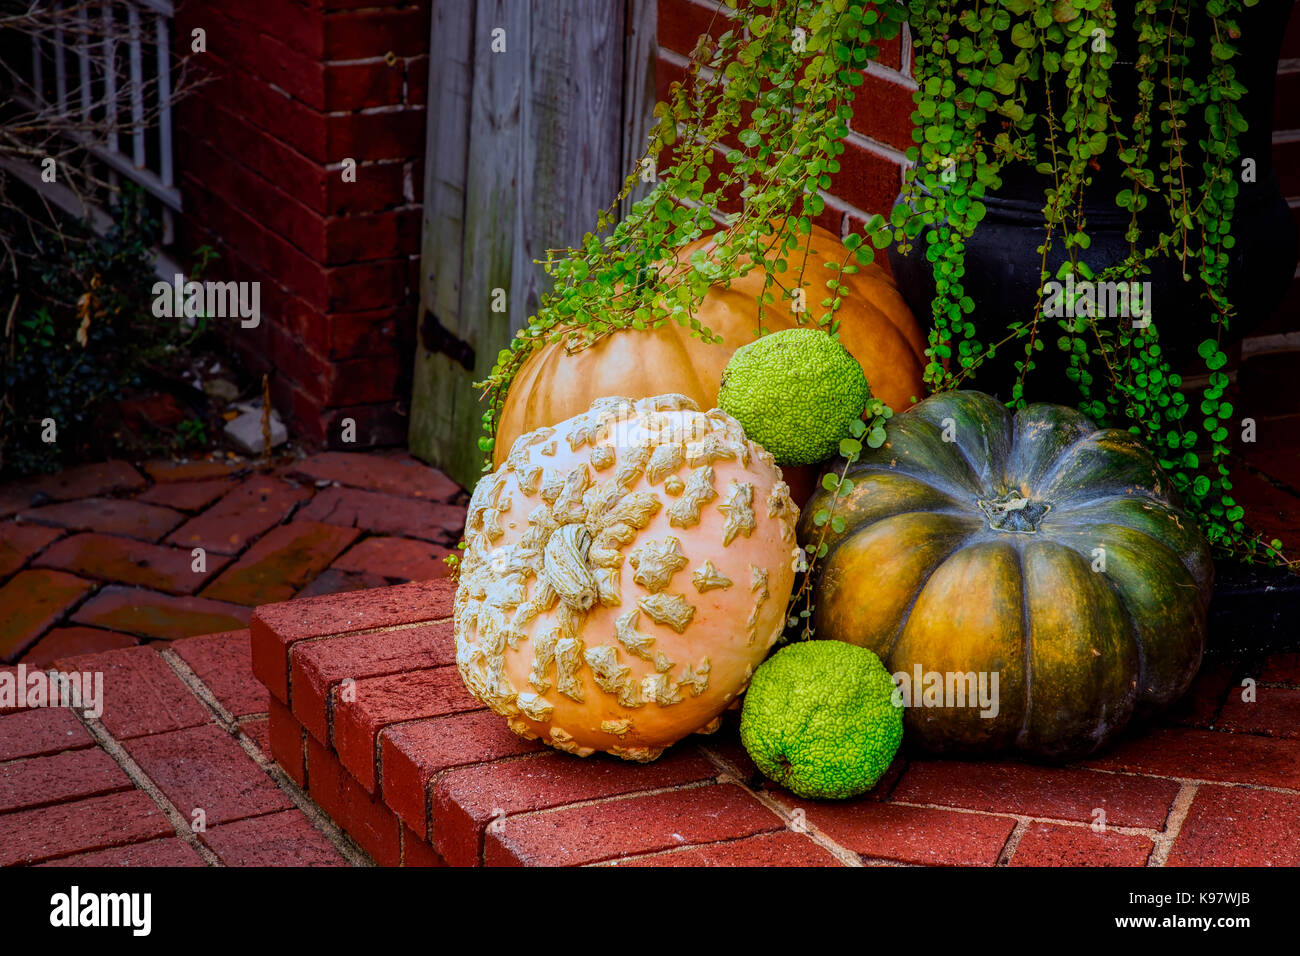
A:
[[494, 225, 928, 484]]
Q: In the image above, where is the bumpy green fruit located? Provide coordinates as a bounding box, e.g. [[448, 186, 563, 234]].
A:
[[740, 641, 903, 800], [717, 328, 870, 466]]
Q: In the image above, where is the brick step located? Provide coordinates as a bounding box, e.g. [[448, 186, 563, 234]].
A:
[[249, 578, 1300, 867], [252, 579, 838, 866]]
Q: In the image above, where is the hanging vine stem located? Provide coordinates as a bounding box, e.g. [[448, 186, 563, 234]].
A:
[[783, 396, 893, 643]]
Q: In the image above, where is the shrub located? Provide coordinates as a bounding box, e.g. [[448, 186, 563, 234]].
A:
[[0, 186, 181, 476]]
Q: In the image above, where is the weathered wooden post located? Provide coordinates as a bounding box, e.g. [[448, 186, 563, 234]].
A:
[[409, 0, 657, 490]]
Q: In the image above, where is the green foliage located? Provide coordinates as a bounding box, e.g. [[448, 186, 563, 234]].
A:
[[173, 417, 208, 451], [0, 186, 207, 476]]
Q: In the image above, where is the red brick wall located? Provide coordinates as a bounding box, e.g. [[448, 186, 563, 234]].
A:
[[172, 0, 430, 449]]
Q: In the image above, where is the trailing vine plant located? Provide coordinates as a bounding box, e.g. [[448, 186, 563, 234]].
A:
[[783, 395, 893, 641], [892, 0, 1286, 565], [466, 0, 1288, 583]]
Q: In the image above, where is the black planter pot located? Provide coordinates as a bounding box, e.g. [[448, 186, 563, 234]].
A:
[[1207, 559, 1300, 656], [888, 1, 1299, 406]]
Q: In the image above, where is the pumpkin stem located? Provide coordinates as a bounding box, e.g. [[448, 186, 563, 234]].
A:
[[977, 492, 1051, 534]]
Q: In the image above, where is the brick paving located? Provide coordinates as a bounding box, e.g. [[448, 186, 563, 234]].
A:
[[0, 631, 370, 866], [1, 443, 1298, 866], [0, 451, 462, 868], [1, 452, 464, 664]]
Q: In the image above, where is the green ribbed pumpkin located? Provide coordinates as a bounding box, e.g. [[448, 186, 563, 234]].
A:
[[800, 390, 1213, 760]]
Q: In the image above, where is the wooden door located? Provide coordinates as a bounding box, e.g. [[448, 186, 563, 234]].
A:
[[409, 0, 657, 490]]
